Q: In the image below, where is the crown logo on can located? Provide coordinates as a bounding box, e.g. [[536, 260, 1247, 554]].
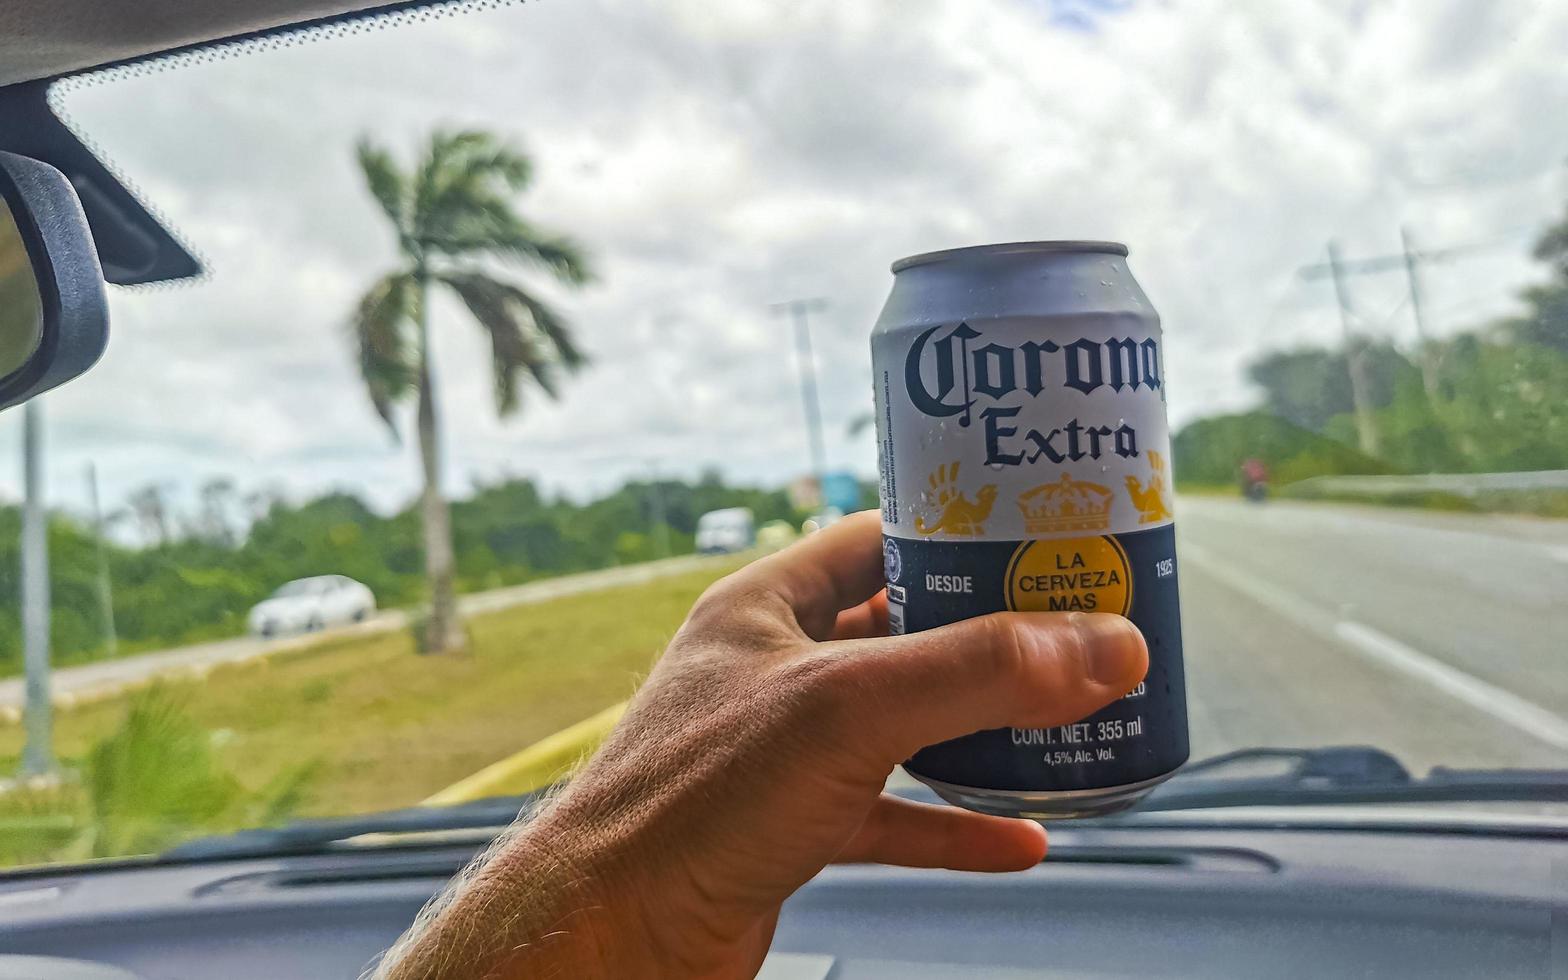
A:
[[1017, 474, 1114, 534]]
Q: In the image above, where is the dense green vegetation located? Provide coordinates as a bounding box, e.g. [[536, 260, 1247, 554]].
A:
[[0, 474, 800, 673], [1172, 412, 1393, 486], [1175, 192, 1568, 493]]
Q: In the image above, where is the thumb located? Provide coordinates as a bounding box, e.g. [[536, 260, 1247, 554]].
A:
[[829, 611, 1148, 766]]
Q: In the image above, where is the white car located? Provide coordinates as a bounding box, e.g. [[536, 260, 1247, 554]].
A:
[[247, 575, 376, 637], [695, 507, 755, 554]]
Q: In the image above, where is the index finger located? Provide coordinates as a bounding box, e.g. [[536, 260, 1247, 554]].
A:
[[725, 510, 887, 640]]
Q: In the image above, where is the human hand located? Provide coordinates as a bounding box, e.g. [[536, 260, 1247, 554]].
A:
[[378, 510, 1148, 979]]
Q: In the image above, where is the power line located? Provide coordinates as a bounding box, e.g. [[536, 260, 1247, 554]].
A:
[[1300, 240, 1487, 279], [1296, 226, 1515, 410], [1296, 228, 1524, 281], [1254, 272, 1308, 337]]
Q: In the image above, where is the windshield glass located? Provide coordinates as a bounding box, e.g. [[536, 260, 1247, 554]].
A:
[[271, 580, 319, 599], [1, 0, 1565, 868]]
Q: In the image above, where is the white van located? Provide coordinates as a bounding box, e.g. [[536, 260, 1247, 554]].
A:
[[695, 507, 756, 554]]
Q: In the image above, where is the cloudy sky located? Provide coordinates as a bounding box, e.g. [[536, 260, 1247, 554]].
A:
[[4, 0, 1565, 524]]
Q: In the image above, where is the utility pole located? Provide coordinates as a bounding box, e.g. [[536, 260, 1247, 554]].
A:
[[1400, 225, 1439, 398], [646, 463, 670, 559], [1300, 228, 1504, 405], [1325, 241, 1381, 458], [20, 399, 52, 776], [770, 299, 829, 481], [86, 462, 117, 658]]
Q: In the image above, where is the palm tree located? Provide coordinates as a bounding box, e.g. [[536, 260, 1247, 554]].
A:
[[349, 130, 591, 653]]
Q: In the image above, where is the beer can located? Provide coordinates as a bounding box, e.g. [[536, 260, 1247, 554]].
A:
[[871, 241, 1188, 819]]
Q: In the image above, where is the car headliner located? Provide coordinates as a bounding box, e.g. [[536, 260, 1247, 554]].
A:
[[0, 0, 418, 87]]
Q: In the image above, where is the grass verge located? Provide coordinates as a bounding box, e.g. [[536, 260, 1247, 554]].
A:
[[0, 559, 743, 866]]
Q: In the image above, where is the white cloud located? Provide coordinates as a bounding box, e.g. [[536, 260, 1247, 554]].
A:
[[1, 0, 1563, 520]]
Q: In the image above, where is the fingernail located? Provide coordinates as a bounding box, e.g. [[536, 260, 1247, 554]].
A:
[[1075, 614, 1147, 685]]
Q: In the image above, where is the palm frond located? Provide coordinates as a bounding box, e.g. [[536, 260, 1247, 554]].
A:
[[413, 131, 533, 240], [433, 129, 532, 191], [412, 131, 491, 216], [437, 271, 587, 415], [498, 230, 592, 285], [446, 144, 532, 193], [405, 132, 594, 285], [349, 271, 419, 437], [426, 208, 593, 285], [510, 282, 587, 369], [354, 137, 411, 244]]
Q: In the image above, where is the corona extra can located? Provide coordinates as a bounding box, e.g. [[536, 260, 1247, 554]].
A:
[[872, 241, 1188, 818]]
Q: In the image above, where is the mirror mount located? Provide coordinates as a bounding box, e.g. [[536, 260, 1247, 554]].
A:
[[0, 150, 109, 412], [0, 81, 200, 285]]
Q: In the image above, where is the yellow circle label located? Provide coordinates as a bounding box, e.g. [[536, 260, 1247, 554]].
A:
[[1005, 536, 1132, 616]]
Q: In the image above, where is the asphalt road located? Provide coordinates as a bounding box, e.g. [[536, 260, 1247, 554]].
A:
[[0, 552, 723, 716], [1176, 497, 1568, 772]]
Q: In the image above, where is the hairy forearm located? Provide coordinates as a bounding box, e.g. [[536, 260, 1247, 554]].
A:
[[375, 817, 646, 980]]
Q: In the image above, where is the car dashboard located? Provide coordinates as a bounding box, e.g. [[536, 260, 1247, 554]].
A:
[[0, 816, 1562, 978]]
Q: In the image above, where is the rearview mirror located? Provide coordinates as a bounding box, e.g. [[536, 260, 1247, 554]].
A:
[[0, 150, 108, 412]]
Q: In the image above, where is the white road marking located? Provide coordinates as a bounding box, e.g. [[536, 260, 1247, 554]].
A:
[[1547, 546, 1568, 565], [1332, 621, 1568, 752], [1183, 543, 1568, 752]]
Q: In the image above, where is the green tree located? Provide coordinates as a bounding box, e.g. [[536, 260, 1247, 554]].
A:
[[1505, 196, 1568, 353], [1247, 343, 1413, 434], [348, 131, 592, 653], [1171, 411, 1394, 486]]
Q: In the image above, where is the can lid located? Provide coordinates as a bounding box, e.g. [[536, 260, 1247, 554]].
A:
[[891, 240, 1129, 273]]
